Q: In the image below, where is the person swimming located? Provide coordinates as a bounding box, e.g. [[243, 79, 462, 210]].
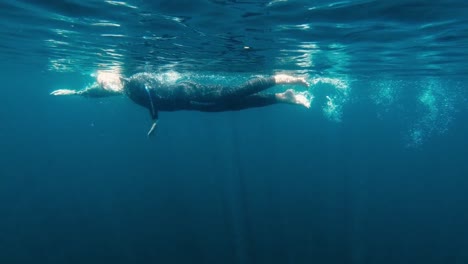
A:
[[51, 72, 311, 136]]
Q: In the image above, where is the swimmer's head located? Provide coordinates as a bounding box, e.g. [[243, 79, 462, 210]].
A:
[[96, 71, 124, 93]]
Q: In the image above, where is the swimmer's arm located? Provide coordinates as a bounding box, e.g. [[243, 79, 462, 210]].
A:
[[147, 110, 159, 137], [50, 83, 121, 98], [50, 89, 80, 96], [147, 120, 158, 137]]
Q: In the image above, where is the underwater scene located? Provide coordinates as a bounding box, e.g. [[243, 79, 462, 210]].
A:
[[0, 0, 467, 263]]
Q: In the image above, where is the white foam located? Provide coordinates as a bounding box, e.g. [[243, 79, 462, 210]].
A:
[[95, 69, 124, 92], [406, 78, 457, 147], [295, 91, 313, 109], [310, 77, 350, 122]]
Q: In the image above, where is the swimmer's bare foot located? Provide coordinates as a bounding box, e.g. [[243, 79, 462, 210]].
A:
[[274, 74, 309, 88], [276, 89, 311, 108]]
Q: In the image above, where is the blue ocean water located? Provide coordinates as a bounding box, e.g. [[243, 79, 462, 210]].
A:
[[1, 0, 468, 263]]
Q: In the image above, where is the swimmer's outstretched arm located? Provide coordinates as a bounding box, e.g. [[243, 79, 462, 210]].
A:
[[50, 83, 122, 98]]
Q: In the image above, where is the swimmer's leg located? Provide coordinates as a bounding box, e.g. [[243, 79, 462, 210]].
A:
[[182, 74, 309, 103], [189, 89, 311, 112]]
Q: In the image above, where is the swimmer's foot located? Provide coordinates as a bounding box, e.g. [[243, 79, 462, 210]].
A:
[[276, 89, 312, 108], [274, 74, 309, 88]]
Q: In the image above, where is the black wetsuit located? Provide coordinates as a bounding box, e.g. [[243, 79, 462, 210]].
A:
[[124, 73, 278, 120]]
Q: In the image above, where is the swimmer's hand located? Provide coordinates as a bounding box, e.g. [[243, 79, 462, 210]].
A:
[[274, 74, 309, 88], [50, 89, 78, 96], [147, 121, 158, 137]]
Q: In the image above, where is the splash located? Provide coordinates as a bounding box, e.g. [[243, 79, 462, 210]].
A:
[[310, 77, 350, 122], [311, 77, 348, 89], [372, 81, 400, 107], [158, 70, 182, 84], [93, 69, 124, 92], [406, 79, 457, 147], [371, 79, 402, 118], [295, 91, 314, 109], [136, 70, 183, 84], [323, 95, 341, 121]]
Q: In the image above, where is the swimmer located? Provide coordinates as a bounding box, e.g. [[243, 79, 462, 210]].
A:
[[51, 72, 311, 136]]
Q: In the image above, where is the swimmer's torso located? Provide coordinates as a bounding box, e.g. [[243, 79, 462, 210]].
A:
[[124, 72, 197, 111]]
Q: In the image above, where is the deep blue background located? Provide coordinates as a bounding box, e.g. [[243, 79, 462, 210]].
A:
[[1, 63, 468, 264], [1, 0, 468, 263]]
